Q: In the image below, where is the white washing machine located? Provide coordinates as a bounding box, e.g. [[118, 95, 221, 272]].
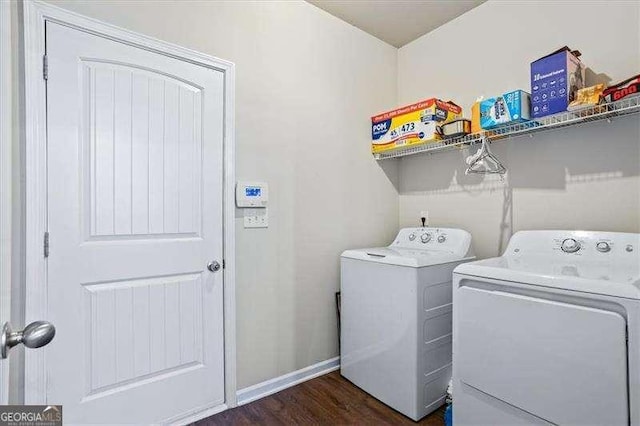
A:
[[340, 227, 474, 421], [453, 230, 640, 426]]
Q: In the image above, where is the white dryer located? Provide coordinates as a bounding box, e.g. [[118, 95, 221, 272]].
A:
[[453, 230, 640, 426], [341, 227, 474, 421]]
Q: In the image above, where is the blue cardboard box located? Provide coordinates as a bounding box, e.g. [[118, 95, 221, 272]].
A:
[[480, 90, 531, 129], [531, 47, 585, 118]]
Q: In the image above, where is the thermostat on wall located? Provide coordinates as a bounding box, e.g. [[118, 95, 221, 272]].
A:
[[236, 181, 268, 207]]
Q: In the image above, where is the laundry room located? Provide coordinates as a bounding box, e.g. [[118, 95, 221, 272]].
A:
[[0, 0, 638, 425]]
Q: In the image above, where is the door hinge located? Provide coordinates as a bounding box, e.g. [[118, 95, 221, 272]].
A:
[[43, 232, 49, 257], [43, 54, 48, 80]]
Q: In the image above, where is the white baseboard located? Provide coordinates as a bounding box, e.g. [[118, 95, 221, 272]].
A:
[[166, 402, 228, 426], [165, 357, 340, 425], [236, 357, 340, 406]]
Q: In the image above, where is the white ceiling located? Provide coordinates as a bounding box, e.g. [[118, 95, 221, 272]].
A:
[[307, 0, 486, 47]]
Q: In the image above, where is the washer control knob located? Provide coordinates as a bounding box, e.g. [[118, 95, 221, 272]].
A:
[[408, 233, 416, 241], [627, 245, 634, 253], [421, 233, 432, 243], [437, 235, 446, 243], [596, 241, 611, 253], [561, 238, 581, 253]]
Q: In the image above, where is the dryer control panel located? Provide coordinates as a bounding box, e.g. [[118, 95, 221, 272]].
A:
[[391, 227, 474, 258], [506, 230, 639, 260]]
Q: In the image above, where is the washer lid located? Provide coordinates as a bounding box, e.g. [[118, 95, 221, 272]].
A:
[[342, 247, 473, 268], [455, 255, 640, 299]]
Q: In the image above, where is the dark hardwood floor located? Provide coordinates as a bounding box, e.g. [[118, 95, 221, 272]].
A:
[[194, 371, 446, 425]]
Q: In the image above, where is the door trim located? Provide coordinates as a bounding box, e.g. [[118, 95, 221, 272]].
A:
[[0, 0, 12, 406], [22, 0, 237, 414]]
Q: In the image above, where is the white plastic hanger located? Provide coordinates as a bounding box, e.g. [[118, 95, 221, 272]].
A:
[[465, 136, 506, 176]]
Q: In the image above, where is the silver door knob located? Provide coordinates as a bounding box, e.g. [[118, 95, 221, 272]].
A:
[[207, 261, 221, 272], [1, 321, 56, 359]]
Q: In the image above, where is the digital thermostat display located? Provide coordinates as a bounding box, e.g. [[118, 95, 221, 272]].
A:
[[236, 181, 268, 208], [245, 187, 261, 197]]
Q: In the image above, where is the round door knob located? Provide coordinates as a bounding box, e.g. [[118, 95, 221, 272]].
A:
[[408, 233, 416, 241], [207, 261, 222, 272], [21, 321, 56, 349], [437, 235, 446, 243], [596, 241, 611, 253], [1, 321, 56, 359], [421, 233, 432, 243], [561, 238, 581, 253]]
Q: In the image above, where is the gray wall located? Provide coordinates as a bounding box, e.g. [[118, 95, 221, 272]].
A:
[[397, 1, 640, 259]]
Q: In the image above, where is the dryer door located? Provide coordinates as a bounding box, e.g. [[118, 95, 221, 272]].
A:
[[456, 283, 628, 425]]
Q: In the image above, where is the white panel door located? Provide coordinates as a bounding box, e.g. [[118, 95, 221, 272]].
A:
[[45, 22, 225, 424], [456, 285, 628, 425]]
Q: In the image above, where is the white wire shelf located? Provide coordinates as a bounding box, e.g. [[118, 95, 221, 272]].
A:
[[373, 96, 640, 161]]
